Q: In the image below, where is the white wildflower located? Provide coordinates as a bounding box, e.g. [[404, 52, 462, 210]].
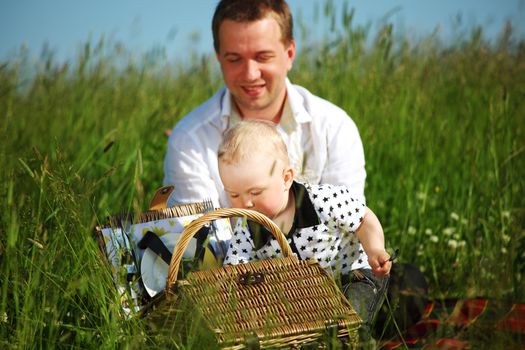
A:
[[430, 235, 439, 243], [408, 226, 417, 236], [501, 247, 508, 254], [417, 192, 427, 201], [502, 234, 511, 244], [425, 228, 433, 236], [0, 312, 7, 323], [443, 227, 455, 236], [447, 239, 458, 249], [458, 240, 466, 248], [450, 212, 460, 221], [502, 211, 511, 219]]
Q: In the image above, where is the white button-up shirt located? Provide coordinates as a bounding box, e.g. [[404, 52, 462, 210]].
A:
[[163, 79, 366, 208]]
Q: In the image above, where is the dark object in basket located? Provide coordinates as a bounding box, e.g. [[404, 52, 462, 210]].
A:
[[147, 208, 362, 349]]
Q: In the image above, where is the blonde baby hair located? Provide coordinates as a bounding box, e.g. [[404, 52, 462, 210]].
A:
[[218, 120, 290, 169]]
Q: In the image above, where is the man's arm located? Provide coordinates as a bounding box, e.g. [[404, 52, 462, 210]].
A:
[[163, 129, 221, 206], [321, 116, 366, 199]]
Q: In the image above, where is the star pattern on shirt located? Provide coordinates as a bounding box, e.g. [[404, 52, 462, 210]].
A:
[[224, 182, 369, 274]]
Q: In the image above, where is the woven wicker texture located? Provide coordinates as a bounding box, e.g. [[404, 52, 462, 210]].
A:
[[167, 208, 293, 289], [166, 208, 362, 349]]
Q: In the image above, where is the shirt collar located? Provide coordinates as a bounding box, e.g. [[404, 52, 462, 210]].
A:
[[278, 95, 295, 133], [285, 78, 311, 124], [229, 97, 243, 127], [216, 88, 233, 131], [290, 181, 321, 229], [248, 181, 320, 249]]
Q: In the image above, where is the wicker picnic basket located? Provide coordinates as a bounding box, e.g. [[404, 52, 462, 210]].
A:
[[153, 208, 362, 349]]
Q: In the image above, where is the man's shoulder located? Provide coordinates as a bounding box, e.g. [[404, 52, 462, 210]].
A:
[[289, 82, 352, 122], [172, 87, 226, 134]]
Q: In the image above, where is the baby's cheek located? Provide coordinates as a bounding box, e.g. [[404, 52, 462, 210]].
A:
[[255, 203, 275, 217]]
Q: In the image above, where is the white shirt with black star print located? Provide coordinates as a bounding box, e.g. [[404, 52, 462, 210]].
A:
[[225, 182, 370, 275]]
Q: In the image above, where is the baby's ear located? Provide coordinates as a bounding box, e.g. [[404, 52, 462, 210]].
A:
[[283, 166, 295, 188]]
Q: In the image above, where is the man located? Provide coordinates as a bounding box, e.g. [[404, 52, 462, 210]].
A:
[[163, 0, 366, 208]]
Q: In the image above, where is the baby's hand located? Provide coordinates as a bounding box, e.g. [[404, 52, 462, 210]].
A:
[[368, 249, 395, 277]]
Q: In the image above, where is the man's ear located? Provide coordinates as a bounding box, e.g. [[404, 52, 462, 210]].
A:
[[283, 166, 295, 190], [285, 40, 296, 71]]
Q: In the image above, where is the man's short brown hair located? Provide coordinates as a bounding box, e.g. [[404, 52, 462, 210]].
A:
[[212, 0, 294, 53]]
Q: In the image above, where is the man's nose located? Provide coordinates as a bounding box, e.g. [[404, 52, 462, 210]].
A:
[[242, 60, 261, 81]]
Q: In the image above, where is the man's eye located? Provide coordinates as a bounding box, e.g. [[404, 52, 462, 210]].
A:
[[257, 55, 273, 62], [226, 57, 241, 63]]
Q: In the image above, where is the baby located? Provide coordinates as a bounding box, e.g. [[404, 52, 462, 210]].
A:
[[218, 120, 392, 330]]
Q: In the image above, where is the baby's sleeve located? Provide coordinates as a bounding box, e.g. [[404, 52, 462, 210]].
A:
[[332, 187, 367, 235], [224, 219, 256, 265]]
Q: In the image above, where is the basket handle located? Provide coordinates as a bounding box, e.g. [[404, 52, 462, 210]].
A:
[[149, 185, 174, 210], [166, 208, 293, 291]]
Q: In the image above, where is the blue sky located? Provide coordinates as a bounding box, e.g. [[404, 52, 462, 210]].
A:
[[1, 0, 524, 63]]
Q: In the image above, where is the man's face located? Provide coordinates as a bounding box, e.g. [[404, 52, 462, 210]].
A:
[[216, 16, 295, 120]]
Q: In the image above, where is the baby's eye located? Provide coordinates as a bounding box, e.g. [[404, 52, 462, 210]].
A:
[[250, 190, 262, 196], [229, 193, 239, 198]]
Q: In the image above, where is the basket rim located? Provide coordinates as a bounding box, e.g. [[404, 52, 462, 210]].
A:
[[166, 208, 293, 291]]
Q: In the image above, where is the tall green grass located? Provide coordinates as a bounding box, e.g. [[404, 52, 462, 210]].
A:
[[1, 6, 524, 349]]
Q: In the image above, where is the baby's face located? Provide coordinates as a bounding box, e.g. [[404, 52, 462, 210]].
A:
[[219, 155, 288, 219]]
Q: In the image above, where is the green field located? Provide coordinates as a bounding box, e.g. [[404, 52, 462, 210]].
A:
[[1, 8, 524, 349]]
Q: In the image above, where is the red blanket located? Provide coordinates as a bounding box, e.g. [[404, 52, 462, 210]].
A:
[[380, 298, 525, 349]]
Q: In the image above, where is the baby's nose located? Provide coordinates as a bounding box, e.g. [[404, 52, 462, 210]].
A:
[[242, 198, 254, 208]]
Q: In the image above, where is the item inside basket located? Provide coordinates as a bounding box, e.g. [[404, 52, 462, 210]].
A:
[[94, 199, 233, 316]]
